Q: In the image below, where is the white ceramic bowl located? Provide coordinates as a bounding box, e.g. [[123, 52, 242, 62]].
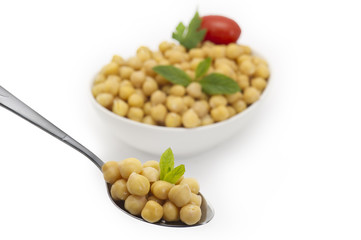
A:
[[90, 70, 271, 157]]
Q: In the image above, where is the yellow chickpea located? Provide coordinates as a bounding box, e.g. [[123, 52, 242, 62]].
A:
[[186, 82, 203, 98], [236, 74, 250, 90], [254, 64, 270, 79], [209, 95, 227, 108], [163, 201, 180, 222], [227, 106, 237, 117], [102, 161, 121, 184], [190, 58, 204, 70], [201, 114, 214, 126], [130, 71, 146, 88], [180, 178, 200, 194], [143, 102, 152, 115], [189, 48, 205, 59], [252, 56, 268, 66], [185, 70, 195, 79], [152, 51, 164, 62], [110, 179, 129, 201], [151, 180, 174, 200], [148, 195, 164, 205], [182, 109, 201, 128], [119, 66, 134, 79], [104, 76, 120, 96], [142, 59, 157, 76], [183, 95, 195, 108], [127, 107, 144, 122], [118, 157, 142, 179], [190, 193, 202, 207], [112, 55, 124, 65], [241, 45, 252, 54], [215, 64, 236, 79], [120, 80, 132, 87], [169, 85, 186, 97], [166, 50, 185, 64], [168, 184, 191, 207], [142, 77, 158, 96], [226, 43, 244, 59], [166, 96, 186, 113], [96, 93, 113, 108], [209, 45, 226, 59], [128, 93, 144, 108], [143, 160, 160, 171], [161, 85, 171, 95], [159, 41, 174, 53], [112, 98, 129, 117], [140, 167, 159, 183], [101, 62, 119, 76], [124, 195, 147, 216], [232, 100, 247, 113], [150, 90, 167, 105], [226, 92, 243, 104], [165, 112, 182, 127], [136, 46, 152, 62], [92, 83, 106, 97], [240, 59, 256, 76], [215, 58, 237, 71], [237, 54, 252, 65], [192, 100, 210, 118], [211, 105, 230, 122], [127, 172, 150, 196], [127, 56, 142, 70], [180, 204, 202, 225], [243, 87, 261, 104], [179, 61, 190, 71], [94, 74, 106, 84], [141, 200, 163, 223], [150, 104, 167, 123], [142, 115, 156, 125], [118, 84, 135, 101], [251, 77, 267, 91]]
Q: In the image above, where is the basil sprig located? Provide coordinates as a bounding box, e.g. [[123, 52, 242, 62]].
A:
[[159, 148, 185, 184]]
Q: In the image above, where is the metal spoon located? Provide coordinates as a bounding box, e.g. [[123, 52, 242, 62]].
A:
[[0, 85, 214, 227]]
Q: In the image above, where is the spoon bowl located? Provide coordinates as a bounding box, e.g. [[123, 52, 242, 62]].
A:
[[0, 85, 214, 227]]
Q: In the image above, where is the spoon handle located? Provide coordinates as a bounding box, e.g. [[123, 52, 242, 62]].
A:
[[0, 85, 104, 169]]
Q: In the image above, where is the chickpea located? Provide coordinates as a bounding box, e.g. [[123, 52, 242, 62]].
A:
[[141, 200, 163, 223], [112, 55, 124, 65], [241, 45, 252, 54], [119, 85, 135, 101], [92, 83, 106, 97], [112, 98, 129, 117], [190, 58, 204, 70], [148, 195, 164, 205], [243, 87, 261, 104], [120, 80, 132, 87], [142, 77, 158, 96], [163, 201, 180, 222], [201, 114, 214, 126], [159, 41, 174, 53], [169, 85, 186, 97], [136, 46, 152, 62], [94, 74, 106, 84], [226, 43, 244, 59], [182, 109, 201, 128], [127, 56, 142, 70], [140, 167, 159, 183], [186, 82, 203, 98], [185, 70, 195, 79], [237, 54, 252, 65], [128, 93, 144, 108], [211, 105, 230, 122], [173, 45, 187, 53], [215, 64, 236, 79], [127, 172, 150, 196], [192, 100, 210, 118], [118, 157, 142, 179], [232, 100, 247, 113], [209, 95, 227, 108], [124, 195, 147, 216], [102, 62, 119, 76], [150, 104, 167, 123], [165, 112, 182, 127], [96, 93, 113, 108], [179, 61, 190, 71], [254, 64, 270, 79], [166, 50, 185, 64], [127, 107, 144, 122], [151, 180, 173, 200], [135, 89, 146, 101], [104, 75, 121, 96], [130, 71, 146, 88], [209, 45, 226, 59], [143, 160, 160, 171], [150, 90, 166, 105], [251, 77, 267, 91], [158, 59, 170, 66], [142, 59, 157, 76], [252, 56, 268, 66], [236, 74, 250, 90], [168, 184, 191, 207], [215, 58, 237, 71], [227, 106, 237, 117], [180, 178, 200, 194], [102, 161, 121, 184], [189, 48, 205, 59], [190, 193, 202, 207], [119, 66, 134, 79], [152, 51, 164, 62], [110, 179, 129, 201], [240, 60, 256, 76], [180, 204, 202, 225], [166, 96, 186, 113], [183, 95, 195, 108], [142, 115, 156, 125], [161, 85, 171, 95]]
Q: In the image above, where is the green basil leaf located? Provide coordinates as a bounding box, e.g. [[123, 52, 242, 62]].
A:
[[163, 164, 185, 184], [153, 65, 191, 87], [195, 57, 212, 79], [172, 22, 186, 42], [199, 73, 241, 95], [159, 148, 175, 180]]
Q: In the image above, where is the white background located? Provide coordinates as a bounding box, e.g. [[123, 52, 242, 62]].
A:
[[0, 0, 360, 239]]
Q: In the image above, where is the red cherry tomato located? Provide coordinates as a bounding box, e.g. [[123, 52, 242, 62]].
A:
[[200, 15, 241, 44]]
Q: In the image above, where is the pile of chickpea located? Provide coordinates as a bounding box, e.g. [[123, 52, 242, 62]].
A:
[[92, 41, 270, 128], [102, 158, 202, 225]]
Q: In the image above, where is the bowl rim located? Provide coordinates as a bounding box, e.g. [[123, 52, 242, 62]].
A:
[[90, 53, 271, 133]]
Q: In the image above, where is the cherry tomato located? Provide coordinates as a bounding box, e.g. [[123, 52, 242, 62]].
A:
[[200, 15, 241, 44]]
